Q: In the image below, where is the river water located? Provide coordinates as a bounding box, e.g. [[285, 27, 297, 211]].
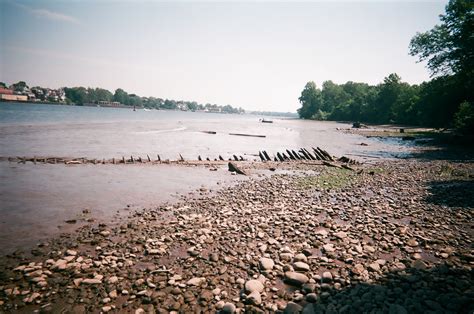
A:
[[0, 103, 413, 253], [0, 102, 409, 160]]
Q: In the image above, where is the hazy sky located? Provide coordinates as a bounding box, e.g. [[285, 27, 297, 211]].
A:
[[0, 0, 447, 112]]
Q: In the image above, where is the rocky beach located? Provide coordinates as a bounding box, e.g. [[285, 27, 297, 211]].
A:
[[0, 158, 473, 313]]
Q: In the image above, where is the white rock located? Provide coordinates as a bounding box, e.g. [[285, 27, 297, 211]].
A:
[[244, 279, 264, 293], [259, 257, 274, 270], [186, 277, 206, 286], [247, 291, 262, 305]]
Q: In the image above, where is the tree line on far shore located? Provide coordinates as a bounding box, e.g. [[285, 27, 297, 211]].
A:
[[63, 87, 244, 113], [298, 0, 473, 134]]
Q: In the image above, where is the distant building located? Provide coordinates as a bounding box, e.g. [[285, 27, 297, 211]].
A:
[[0, 94, 28, 101], [97, 101, 122, 107]]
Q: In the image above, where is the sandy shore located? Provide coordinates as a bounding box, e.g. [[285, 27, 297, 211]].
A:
[[0, 159, 473, 313]]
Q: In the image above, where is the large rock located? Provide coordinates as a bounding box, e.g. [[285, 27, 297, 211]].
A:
[[284, 272, 309, 286], [247, 291, 262, 305], [221, 303, 236, 314], [293, 262, 310, 272], [259, 257, 274, 271], [245, 279, 264, 293]]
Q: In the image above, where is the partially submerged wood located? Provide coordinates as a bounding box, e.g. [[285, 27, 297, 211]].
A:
[[229, 133, 266, 138], [228, 162, 246, 175], [322, 161, 342, 169], [341, 164, 355, 171]]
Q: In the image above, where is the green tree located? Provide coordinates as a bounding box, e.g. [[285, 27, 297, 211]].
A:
[[453, 101, 474, 134], [11, 81, 29, 92], [95, 88, 113, 102], [409, 0, 473, 78], [113, 88, 129, 105], [298, 82, 322, 119], [64, 87, 88, 105]]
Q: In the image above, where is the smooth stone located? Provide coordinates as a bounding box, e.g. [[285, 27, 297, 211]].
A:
[[222, 302, 236, 314], [284, 272, 309, 286], [259, 257, 275, 270], [305, 293, 318, 303], [294, 253, 308, 262], [322, 271, 333, 282], [247, 291, 262, 305], [245, 279, 264, 293], [293, 262, 310, 272], [322, 244, 335, 253]]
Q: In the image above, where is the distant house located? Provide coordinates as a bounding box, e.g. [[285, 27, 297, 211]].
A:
[[0, 87, 13, 95], [0, 94, 28, 102], [0, 87, 28, 101]]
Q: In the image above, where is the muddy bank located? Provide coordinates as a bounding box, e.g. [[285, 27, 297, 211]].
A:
[[0, 159, 473, 313], [0, 163, 252, 254]]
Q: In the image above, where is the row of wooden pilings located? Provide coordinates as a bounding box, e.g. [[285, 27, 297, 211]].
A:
[[259, 147, 334, 162], [1, 147, 336, 165]]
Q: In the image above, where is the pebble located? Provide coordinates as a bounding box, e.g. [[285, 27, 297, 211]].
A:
[[187, 277, 206, 286], [322, 271, 333, 282]]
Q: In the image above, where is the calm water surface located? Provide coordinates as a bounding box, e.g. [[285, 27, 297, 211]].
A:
[[0, 102, 410, 159]]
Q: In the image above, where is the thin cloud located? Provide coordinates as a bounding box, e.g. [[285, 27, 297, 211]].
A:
[[12, 2, 80, 24], [6, 46, 150, 72]]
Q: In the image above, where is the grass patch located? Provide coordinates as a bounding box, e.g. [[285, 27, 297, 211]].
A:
[[297, 168, 356, 190]]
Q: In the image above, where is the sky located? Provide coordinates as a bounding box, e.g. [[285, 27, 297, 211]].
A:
[[0, 0, 448, 112]]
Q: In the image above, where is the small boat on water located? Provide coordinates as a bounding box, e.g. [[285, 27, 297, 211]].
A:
[[260, 118, 273, 123], [143, 108, 151, 112]]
